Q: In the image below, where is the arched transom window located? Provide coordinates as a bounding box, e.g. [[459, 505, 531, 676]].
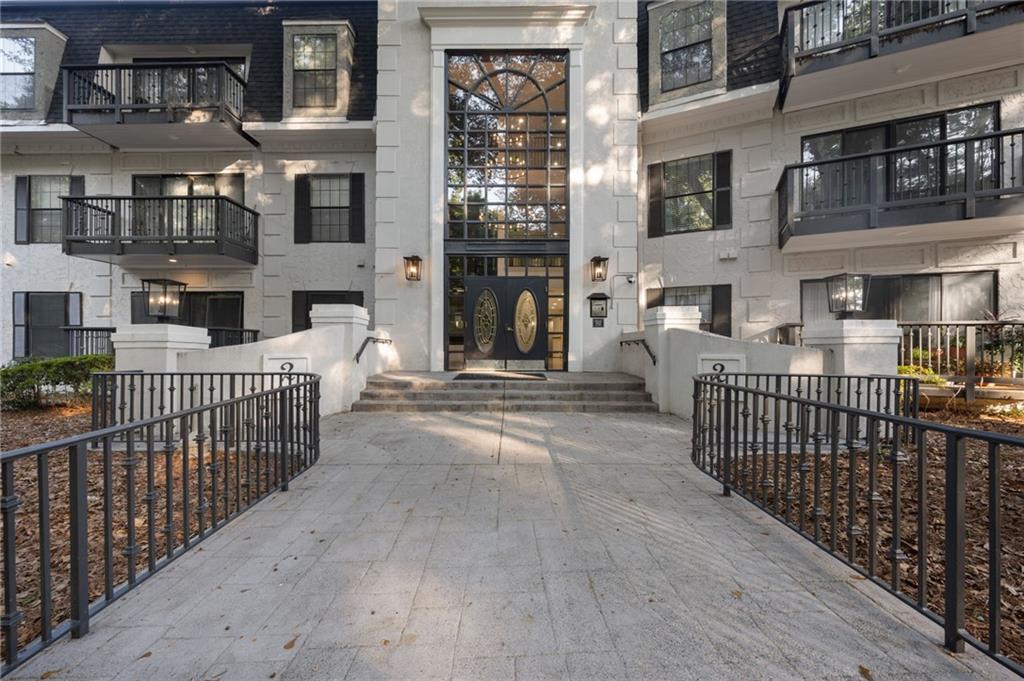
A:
[[445, 52, 568, 240]]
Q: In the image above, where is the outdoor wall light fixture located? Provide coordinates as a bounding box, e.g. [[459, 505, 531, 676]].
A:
[[141, 278, 187, 322], [825, 272, 871, 320], [404, 255, 422, 281], [590, 256, 609, 282]]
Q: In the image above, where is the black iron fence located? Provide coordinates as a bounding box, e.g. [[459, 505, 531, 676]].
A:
[[0, 372, 320, 674], [63, 62, 245, 121], [692, 372, 1023, 675], [62, 195, 259, 263], [778, 128, 1024, 246], [208, 327, 259, 349], [63, 327, 115, 356]]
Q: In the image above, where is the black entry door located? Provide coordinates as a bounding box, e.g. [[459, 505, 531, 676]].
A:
[[465, 277, 547, 369]]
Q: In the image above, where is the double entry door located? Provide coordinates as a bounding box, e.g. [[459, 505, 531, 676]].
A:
[[465, 277, 547, 370]]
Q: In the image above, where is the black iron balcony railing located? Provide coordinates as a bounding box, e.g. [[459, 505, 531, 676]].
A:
[[692, 372, 1022, 676], [208, 327, 259, 348], [1, 372, 320, 673], [62, 195, 259, 265], [63, 326, 115, 356], [778, 128, 1024, 247], [63, 61, 245, 123]]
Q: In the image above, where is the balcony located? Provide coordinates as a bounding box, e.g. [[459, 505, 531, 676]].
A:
[[64, 326, 115, 356], [62, 195, 259, 267], [778, 128, 1024, 251], [62, 62, 258, 149], [780, 0, 1024, 110]]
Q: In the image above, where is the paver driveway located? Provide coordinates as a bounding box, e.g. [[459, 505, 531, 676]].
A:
[[11, 412, 1011, 680]]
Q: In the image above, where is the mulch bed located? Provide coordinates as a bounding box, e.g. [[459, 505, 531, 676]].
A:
[[1, 404, 293, 666], [725, 407, 1024, 666]]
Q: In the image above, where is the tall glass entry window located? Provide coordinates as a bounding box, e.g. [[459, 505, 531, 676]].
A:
[[445, 52, 569, 371], [445, 52, 568, 241]]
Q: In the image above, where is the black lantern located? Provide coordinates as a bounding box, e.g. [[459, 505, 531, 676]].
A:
[[590, 256, 609, 282], [404, 255, 422, 281], [825, 272, 870, 319], [140, 278, 187, 322]]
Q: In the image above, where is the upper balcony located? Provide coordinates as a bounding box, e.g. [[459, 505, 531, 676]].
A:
[[778, 128, 1024, 251], [779, 0, 1024, 110], [61, 62, 259, 149], [62, 194, 259, 267]]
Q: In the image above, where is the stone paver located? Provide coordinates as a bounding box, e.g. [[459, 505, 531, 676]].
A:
[[10, 412, 1013, 680]]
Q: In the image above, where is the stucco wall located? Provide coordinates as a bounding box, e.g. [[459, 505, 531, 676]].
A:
[[640, 64, 1024, 339], [0, 147, 376, 363]]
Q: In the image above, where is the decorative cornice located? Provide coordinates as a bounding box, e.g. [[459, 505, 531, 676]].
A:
[[418, 4, 595, 29]]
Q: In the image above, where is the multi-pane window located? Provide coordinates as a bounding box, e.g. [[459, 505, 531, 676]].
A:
[[13, 292, 81, 358], [801, 272, 996, 323], [0, 36, 34, 109], [445, 52, 568, 241], [293, 35, 337, 107], [660, 2, 712, 92], [664, 154, 714, 233], [646, 284, 731, 336], [29, 176, 70, 243], [310, 175, 350, 242]]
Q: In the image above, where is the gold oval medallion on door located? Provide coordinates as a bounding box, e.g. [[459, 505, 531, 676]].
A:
[[473, 288, 498, 355], [514, 289, 538, 353]]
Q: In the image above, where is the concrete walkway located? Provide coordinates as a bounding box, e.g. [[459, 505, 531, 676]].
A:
[[12, 412, 1011, 680]]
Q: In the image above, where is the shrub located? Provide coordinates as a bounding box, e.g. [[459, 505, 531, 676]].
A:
[[897, 364, 948, 386], [1, 354, 114, 410]]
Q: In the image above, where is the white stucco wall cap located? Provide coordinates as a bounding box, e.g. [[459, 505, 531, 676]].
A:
[[801, 319, 904, 345], [310, 304, 370, 328], [111, 324, 212, 349], [644, 305, 703, 327], [418, 4, 596, 28]]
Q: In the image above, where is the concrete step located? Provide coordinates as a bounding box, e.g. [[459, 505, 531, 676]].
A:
[[357, 389, 653, 402], [351, 400, 659, 413], [364, 379, 645, 392]]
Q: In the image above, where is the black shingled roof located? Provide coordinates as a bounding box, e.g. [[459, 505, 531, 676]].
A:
[[0, 0, 377, 122]]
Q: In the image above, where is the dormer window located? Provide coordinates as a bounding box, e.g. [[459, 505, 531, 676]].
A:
[[293, 34, 338, 107], [660, 2, 712, 92], [0, 36, 35, 109]]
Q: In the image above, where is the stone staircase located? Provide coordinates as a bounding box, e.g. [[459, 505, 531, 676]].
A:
[[351, 372, 658, 413]]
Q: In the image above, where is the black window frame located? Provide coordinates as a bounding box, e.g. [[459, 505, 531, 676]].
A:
[[799, 271, 999, 323], [291, 290, 364, 332], [0, 35, 35, 111], [800, 102, 1001, 201], [15, 175, 84, 245], [292, 34, 338, 108], [645, 283, 731, 337], [12, 291, 82, 359], [130, 291, 245, 329], [659, 1, 713, 93], [648, 150, 731, 237], [309, 174, 351, 242]]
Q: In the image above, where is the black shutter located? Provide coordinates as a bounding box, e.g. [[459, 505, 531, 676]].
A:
[[13, 292, 27, 358], [292, 291, 308, 332], [349, 173, 365, 243], [69, 175, 85, 196], [15, 176, 29, 244], [711, 284, 732, 337], [647, 163, 664, 238], [713, 151, 732, 230], [294, 174, 311, 243], [645, 288, 664, 309]]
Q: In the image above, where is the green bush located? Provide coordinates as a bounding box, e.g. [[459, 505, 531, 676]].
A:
[[898, 364, 948, 386], [1, 354, 114, 410]]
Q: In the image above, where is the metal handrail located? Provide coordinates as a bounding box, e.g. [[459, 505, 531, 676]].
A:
[[691, 371, 1022, 676], [354, 336, 393, 364], [619, 338, 656, 366], [1, 373, 320, 674]]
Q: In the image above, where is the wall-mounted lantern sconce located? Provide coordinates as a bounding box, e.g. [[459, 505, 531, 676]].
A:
[[140, 278, 187, 322], [403, 255, 422, 281], [825, 272, 871, 320], [590, 256, 609, 282]]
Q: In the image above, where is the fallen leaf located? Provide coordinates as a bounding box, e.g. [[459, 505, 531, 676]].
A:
[[283, 635, 298, 650], [731, 590, 743, 599], [858, 665, 874, 680], [380, 639, 390, 647], [41, 670, 62, 679], [137, 651, 152, 660]]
